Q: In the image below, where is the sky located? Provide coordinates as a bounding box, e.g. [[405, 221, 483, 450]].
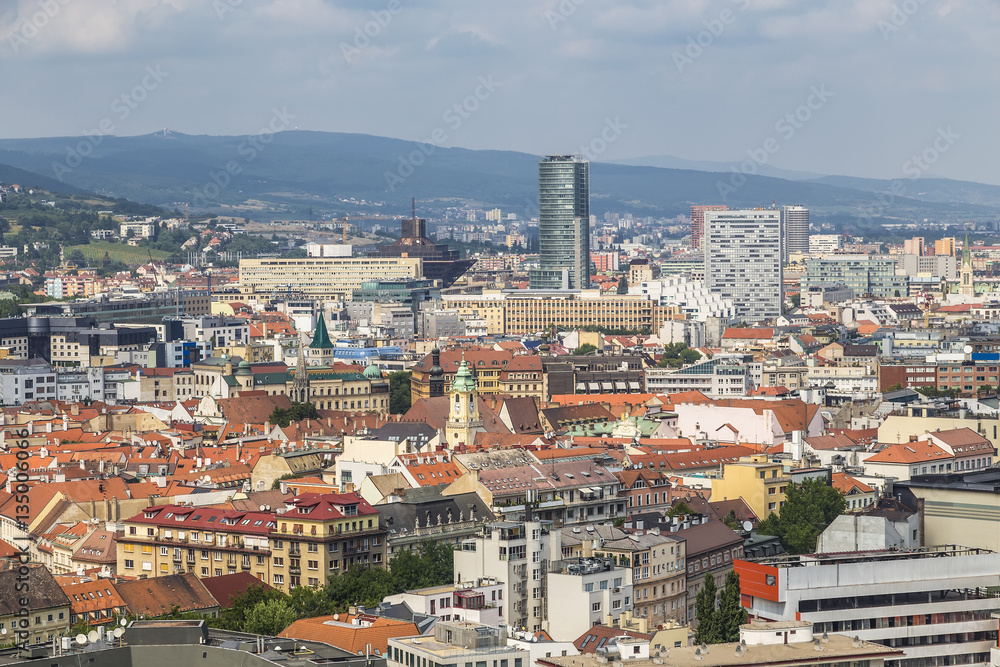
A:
[[1, 0, 997, 184]]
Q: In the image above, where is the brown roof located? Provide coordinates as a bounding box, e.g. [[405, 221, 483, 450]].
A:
[[805, 433, 860, 450], [280, 615, 419, 653], [200, 572, 275, 609], [116, 573, 219, 616], [866, 441, 952, 464], [72, 530, 117, 564], [0, 565, 70, 615], [217, 394, 293, 425], [674, 520, 744, 557], [832, 472, 874, 495], [722, 328, 774, 340], [540, 404, 615, 428], [404, 396, 509, 433], [927, 427, 993, 453]]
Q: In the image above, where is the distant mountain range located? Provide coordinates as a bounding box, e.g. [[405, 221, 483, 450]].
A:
[[1, 131, 999, 226]]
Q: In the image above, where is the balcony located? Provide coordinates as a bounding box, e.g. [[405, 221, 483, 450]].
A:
[[289, 567, 301, 574]]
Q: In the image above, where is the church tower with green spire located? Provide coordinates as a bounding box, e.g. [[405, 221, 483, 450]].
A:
[[959, 233, 975, 297], [445, 356, 484, 449], [308, 314, 335, 366]]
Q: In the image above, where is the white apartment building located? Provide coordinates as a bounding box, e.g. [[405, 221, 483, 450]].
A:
[[383, 578, 505, 626], [704, 209, 783, 324], [454, 521, 562, 634], [809, 234, 843, 254], [0, 360, 57, 406], [737, 547, 1000, 667], [633, 275, 736, 322], [546, 557, 633, 641]]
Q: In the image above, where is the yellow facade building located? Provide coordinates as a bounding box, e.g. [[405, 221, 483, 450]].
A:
[[711, 455, 789, 520]]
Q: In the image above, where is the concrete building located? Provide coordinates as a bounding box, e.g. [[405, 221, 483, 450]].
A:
[[540, 621, 900, 667], [384, 579, 505, 626], [801, 255, 908, 299], [0, 358, 57, 406], [809, 234, 842, 254], [898, 254, 958, 280], [704, 209, 783, 323], [547, 556, 634, 641], [633, 276, 736, 323], [896, 470, 1000, 551], [736, 546, 1000, 667], [454, 521, 562, 634], [531, 156, 590, 290], [387, 622, 528, 667], [238, 256, 423, 299], [690, 204, 727, 251], [441, 291, 668, 336], [782, 205, 810, 257]]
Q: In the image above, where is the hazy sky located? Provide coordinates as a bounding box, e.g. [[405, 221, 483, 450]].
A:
[[1, 0, 996, 183]]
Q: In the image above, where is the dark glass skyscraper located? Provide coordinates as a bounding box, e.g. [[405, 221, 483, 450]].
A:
[[530, 155, 590, 290]]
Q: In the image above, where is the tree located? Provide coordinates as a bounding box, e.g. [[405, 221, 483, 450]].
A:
[[0, 299, 19, 318], [617, 275, 628, 295], [573, 343, 598, 356], [716, 570, 748, 642], [693, 573, 719, 644], [216, 583, 289, 631], [757, 478, 847, 554], [388, 370, 412, 414], [666, 500, 694, 518], [243, 598, 297, 636], [269, 401, 320, 427], [885, 383, 903, 393], [789, 293, 801, 308]]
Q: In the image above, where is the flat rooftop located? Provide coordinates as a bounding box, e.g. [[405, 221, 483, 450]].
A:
[[747, 544, 991, 568], [540, 634, 900, 667]]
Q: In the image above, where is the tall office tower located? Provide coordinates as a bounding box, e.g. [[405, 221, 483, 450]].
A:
[[782, 205, 810, 258], [704, 209, 783, 323], [690, 205, 727, 251], [530, 156, 590, 290]]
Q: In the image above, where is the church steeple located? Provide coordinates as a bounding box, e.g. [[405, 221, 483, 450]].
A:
[[445, 355, 483, 449], [292, 332, 310, 403], [959, 233, 975, 297]]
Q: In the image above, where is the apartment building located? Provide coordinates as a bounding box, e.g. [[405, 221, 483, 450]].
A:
[[117, 505, 276, 584], [272, 492, 388, 590], [711, 455, 789, 521], [454, 521, 563, 634]]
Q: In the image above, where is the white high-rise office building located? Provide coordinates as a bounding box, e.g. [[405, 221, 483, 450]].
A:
[[782, 205, 810, 258], [704, 209, 783, 324]]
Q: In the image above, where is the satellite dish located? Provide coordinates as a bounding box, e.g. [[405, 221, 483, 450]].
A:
[[121, 618, 128, 626], [742, 521, 753, 532], [76, 634, 88, 645], [113, 628, 124, 638], [260, 505, 267, 511], [87, 630, 99, 643], [964, 345, 973, 354], [0, 627, 6, 635]]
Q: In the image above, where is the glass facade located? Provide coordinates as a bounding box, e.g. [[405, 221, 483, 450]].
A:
[[531, 156, 590, 290]]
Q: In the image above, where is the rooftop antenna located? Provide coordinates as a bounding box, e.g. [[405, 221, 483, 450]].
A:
[[412, 197, 417, 223]]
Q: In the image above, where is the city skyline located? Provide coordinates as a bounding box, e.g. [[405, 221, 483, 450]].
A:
[[0, 1, 995, 185]]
